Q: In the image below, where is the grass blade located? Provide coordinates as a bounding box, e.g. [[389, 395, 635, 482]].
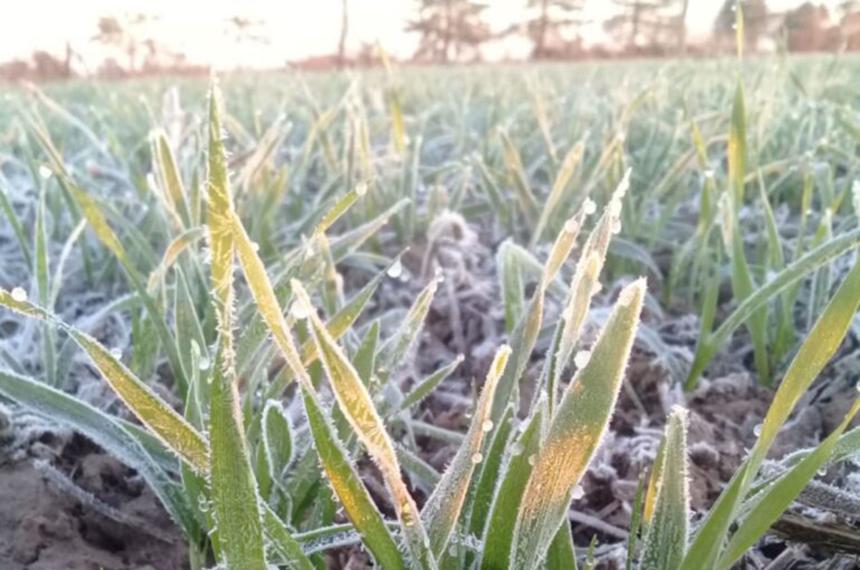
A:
[[512, 279, 645, 568], [640, 407, 689, 570], [205, 80, 267, 570], [301, 387, 405, 569], [718, 400, 860, 569], [292, 280, 435, 569], [682, 258, 860, 569], [422, 345, 510, 558]]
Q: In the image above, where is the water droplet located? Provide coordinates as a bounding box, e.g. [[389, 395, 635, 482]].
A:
[[251, 241, 260, 253], [574, 350, 591, 368], [482, 420, 493, 432], [355, 181, 368, 196], [583, 198, 597, 215], [564, 217, 579, 234], [290, 298, 311, 320], [471, 453, 483, 464], [571, 485, 585, 500], [817, 467, 827, 477], [387, 259, 403, 279], [528, 454, 537, 466], [611, 219, 622, 235], [703, 169, 715, 179], [10, 287, 27, 302], [109, 347, 122, 359], [38, 165, 52, 180], [198, 356, 211, 371], [753, 423, 762, 437]]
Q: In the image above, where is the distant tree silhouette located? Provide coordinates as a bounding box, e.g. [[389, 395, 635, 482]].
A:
[[604, 1, 689, 53], [92, 14, 155, 72], [526, 0, 585, 59], [783, 2, 834, 51], [714, 0, 769, 51], [407, 0, 490, 63]]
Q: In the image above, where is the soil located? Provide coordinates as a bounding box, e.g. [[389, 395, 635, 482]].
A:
[[0, 419, 187, 570]]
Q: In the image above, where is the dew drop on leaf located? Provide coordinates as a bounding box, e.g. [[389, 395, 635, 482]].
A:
[[10, 287, 27, 302], [471, 453, 483, 464], [528, 454, 536, 466], [583, 198, 597, 215], [574, 350, 591, 368], [355, 181, 368, 196], [290, 298, 311, 320], [571, 484, 585, 500], [386, 259, 403, 279], [38, 165, 52, 180], [482, 420, 493, 432]]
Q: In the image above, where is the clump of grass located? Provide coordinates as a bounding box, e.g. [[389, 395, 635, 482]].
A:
[[2, 48, 860, 569]]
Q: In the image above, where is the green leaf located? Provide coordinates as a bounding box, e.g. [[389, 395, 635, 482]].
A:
[[682, 258, 860, 569], [717, 399, 860, 569], [512, 279, 645, 568], [640, 407, 689, 570], [0, 368, 197, 537], [262, 400, 294, 486], [205, 80, 267, 570], [301, 386, 405, 569], [422, 345, 510, 558], [685, 226, 860, 386], [376, 275, 439, 382], [480, 401, 545, 570], [0, 289, 209, 472], [292, 280, 435, 569], [398, 354, 464, 413]]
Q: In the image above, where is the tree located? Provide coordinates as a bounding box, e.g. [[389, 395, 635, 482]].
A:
[[407, 1, 490, 63], [713, 0, 769, 51], [92, 13, 155, 73], [526, 0, 585, 59], [604, 1, 689, 53], [783, 2, 834, 52]]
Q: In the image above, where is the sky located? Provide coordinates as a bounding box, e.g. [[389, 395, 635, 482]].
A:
[[0, 0, 847, 70]]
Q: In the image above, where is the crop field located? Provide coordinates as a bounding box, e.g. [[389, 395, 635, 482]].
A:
[[2, 55, 860, 569]]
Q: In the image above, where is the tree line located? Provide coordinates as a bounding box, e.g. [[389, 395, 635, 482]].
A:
[[4, 1, 860, 80]]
